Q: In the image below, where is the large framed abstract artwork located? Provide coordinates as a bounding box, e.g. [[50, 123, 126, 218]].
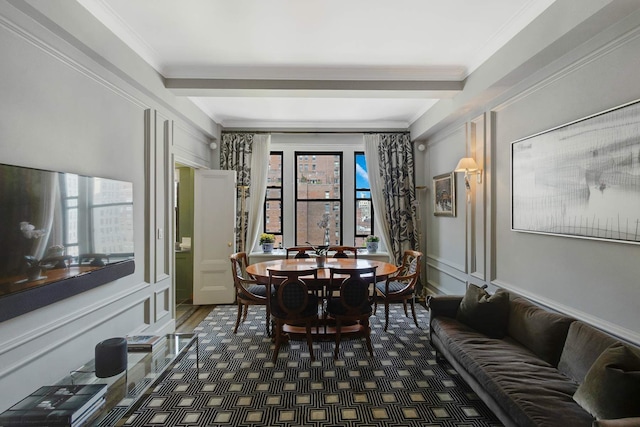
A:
[[511, 99, 640, 245]]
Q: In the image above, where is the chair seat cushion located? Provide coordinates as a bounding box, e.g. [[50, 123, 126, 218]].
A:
[[270, 294, 319, 318], [376, 280, 411, 296], [240, 284, 267, 298], [326, 297, 372, 316]]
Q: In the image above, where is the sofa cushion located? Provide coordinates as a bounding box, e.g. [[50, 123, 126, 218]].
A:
[[573, 343, 640, 420], [507, 297, 574, 366], [455, 284, 510, 338], [558, 321, 618, 384]]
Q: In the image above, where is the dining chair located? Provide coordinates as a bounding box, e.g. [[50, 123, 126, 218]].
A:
[[39, 255, 73, 269], [326, 266, 378, 359], [230, 252, 269, 334], [324, 246, 359, 298], [268, 267, 319, 363], [373, 250, 423, 331], [285, 246, 314, 259], [328, 245, 359, 259]]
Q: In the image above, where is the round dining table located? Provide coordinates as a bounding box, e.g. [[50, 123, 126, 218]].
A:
[[245, 257, 398, 285], [246, 257, 398, 339]]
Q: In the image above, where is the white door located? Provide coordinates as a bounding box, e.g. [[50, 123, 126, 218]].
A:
[[193, 170, 236, 304]]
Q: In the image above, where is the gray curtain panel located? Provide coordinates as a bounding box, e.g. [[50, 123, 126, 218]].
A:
[[220, 132, 254, 252], [375, 133, 420, 265]]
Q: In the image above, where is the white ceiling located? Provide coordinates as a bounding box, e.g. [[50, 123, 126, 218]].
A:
[[78, 0, 556, 130]]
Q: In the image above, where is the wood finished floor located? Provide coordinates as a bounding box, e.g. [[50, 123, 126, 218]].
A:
[[175, 304, 216, 333]]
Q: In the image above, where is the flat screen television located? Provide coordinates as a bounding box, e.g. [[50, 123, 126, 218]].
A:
[[0, 163, 135, 322]]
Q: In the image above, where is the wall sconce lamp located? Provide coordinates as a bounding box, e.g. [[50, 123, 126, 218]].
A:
[[454, 157, 482, 190]]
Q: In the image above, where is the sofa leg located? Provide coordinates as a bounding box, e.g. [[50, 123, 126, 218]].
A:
[[434, 349, 445, 364]]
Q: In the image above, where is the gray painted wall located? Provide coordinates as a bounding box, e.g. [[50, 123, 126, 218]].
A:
[[0, 1, 216, 410], [422, 3, 640, 345]]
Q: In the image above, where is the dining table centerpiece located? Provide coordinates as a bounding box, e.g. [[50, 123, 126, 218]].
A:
[[20, 221, 46, 280], [312, 244, 329, 268], [308, 213, 331, 267]]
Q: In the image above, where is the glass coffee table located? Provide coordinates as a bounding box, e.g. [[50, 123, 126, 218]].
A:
[[57, 333, 198, 426]]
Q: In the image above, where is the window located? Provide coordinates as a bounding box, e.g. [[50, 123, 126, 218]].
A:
[[61, 173, 79, 256], [90, 178, 134, 256], [295, 152, 342, 245], [62, 174, 134, 257], [354, 152, 373, 247], [264, 152, 283, 248], [261, 140, 368, 249]]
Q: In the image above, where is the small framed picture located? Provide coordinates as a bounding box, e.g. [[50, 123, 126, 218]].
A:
[[433, 172, 456, 217]]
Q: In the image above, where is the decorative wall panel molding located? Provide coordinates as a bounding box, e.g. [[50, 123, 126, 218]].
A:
[[154, 287, 170, 323], [425, 254, 465, 274]]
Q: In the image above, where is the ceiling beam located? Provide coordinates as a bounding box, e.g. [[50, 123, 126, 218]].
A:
[[165, 78, 463, 98]]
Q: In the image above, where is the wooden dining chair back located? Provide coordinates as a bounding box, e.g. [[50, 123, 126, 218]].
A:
[[329, 246, 359, 259], [326, 266, 377, 359], [78, 253, 109, 267], [230, 252, 269, 334], [374, 250, 423, 331], [268, 267, 319, 363], [285, 246, 314, 259]]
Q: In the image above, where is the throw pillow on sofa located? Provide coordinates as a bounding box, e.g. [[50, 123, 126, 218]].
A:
[[456, 284, 510, 338], [573, 342, 640, 420], [507, 297, 574, 366]]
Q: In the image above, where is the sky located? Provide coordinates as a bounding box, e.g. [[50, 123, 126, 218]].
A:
[[355, 153, 369, 189]]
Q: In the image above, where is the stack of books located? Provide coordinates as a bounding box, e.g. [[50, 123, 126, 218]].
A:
[[126, 334, 166, 352], [0, 383, 107, 426]]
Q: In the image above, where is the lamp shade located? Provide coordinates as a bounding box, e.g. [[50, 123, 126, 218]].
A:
[[454, 157, 479, 172]]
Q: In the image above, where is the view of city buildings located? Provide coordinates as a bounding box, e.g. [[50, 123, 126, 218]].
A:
[[296, 153, 342, 246]]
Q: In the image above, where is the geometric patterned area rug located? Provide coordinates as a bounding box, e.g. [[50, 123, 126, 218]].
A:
[[122, 304, 502, 426]]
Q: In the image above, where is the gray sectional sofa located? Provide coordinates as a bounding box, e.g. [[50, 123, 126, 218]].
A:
[[428, 287, 640, 427]]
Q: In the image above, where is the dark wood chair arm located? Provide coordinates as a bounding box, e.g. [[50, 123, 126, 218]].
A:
[[382, 272, 418, 294], [239, 277, 259, 286]]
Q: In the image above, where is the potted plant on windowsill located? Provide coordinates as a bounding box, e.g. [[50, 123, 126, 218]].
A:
[[259, 233, 275, 253], [365, 235, 379, 253]]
